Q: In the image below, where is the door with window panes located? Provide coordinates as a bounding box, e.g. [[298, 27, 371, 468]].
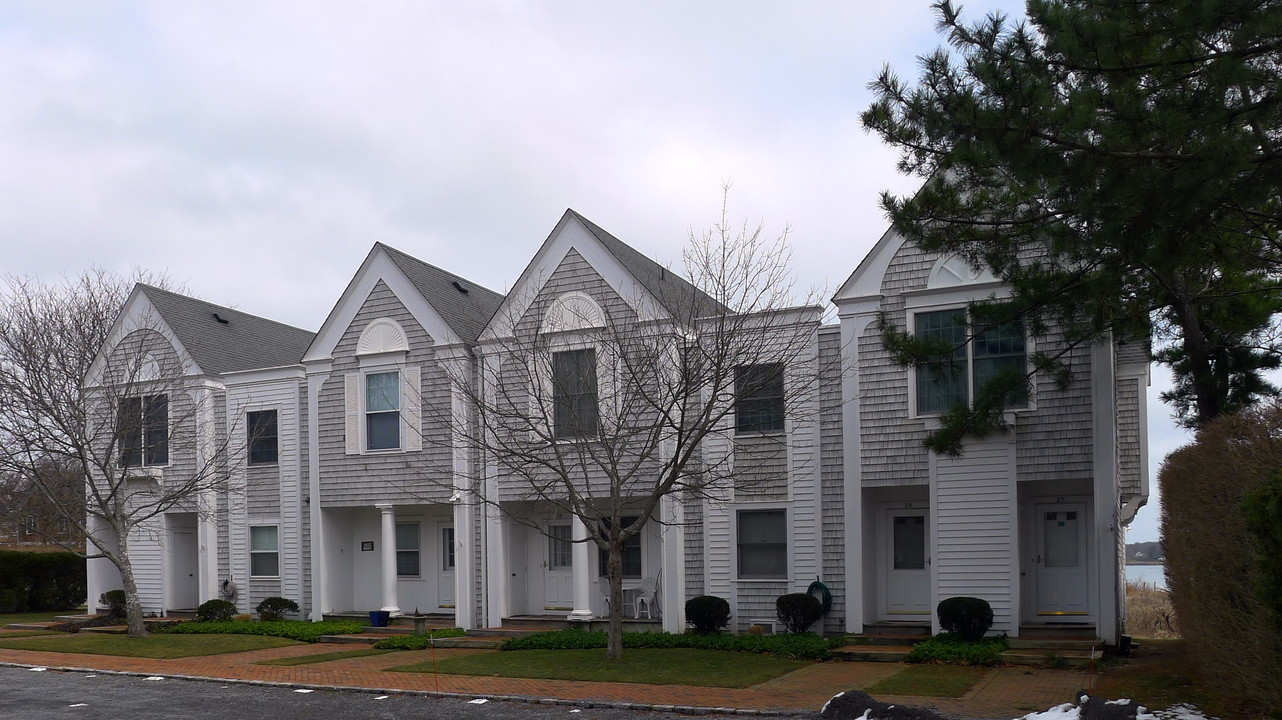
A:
[[883, 508, 930, 617], [1034, 503, 1089, 616], [544, 523, 574, 611], [438, 523, 456, 609]]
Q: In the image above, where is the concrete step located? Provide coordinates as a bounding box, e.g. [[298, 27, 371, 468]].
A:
[[81, 625, 128, 634], [1001, 648, 1096, 668], [5, 622, 57, 631], [844, 633, 927, 647], [832, 645, 913, 662], [861, 622, 930, 637], [1008, 637, 1100, 651], [318, 633, 382, 645], [470, 626, 556, 638], [53, 614, 103, 624], [1018, 623, 1097, 639]]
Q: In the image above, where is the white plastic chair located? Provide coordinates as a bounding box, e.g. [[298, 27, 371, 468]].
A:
[[635, 577, 658, 619], [600, 576, 634, 617]]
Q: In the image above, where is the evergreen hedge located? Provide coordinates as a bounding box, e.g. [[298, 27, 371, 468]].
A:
[[0, 551, 85, 612], [156, 620, 363, 643], [499, 628, 838, 660]]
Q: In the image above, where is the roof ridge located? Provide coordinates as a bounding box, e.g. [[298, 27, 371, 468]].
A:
[[137, 283, 315, 335], [375, 243, 504, 301]]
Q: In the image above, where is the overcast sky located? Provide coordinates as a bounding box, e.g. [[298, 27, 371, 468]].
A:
[[0, 1, 1186, 542]]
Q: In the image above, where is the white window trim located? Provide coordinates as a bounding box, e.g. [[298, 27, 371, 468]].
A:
[[905, 303, 1037, 421], [245, 405, 281, 467], [537, 339, 617, 444], [395, 520, 423, 580], [361, 364, 404, 453], [733, 363, 788, 438], [118, 393, 173, 469], [732, 503, 792, 583], [249, 524, 281, 579]]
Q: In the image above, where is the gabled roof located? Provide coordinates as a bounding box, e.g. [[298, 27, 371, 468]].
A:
[[139, 284, 316, 374], [378, 243, 505, 343], [569, 210, 724, 321]]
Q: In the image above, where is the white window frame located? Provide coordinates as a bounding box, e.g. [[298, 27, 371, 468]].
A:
[[245, 406, 280, 466], [117, 393, 172, 469], [249, 525, 280, 578], [441, 525, 456, 572], [732, 504, 791, 582], [906, 304, 1037, 420], [395, 521, 421, 579], [362, 367, 403, 452], [533, 339, 616, 445]]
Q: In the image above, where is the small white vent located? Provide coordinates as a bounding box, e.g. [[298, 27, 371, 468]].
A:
[[541, 291, 604, 334], [356, 318, 409, 355]]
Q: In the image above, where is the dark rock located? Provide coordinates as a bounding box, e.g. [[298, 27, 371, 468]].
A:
[[1076, 691, 1143, 720], [820, 690, 947, 720]]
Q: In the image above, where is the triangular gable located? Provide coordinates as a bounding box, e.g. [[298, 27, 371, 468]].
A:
[[303, 245, 470, 363], [479, 210, 680, 342], [85, 286, 202, 388], [832, 224, 905, 305]]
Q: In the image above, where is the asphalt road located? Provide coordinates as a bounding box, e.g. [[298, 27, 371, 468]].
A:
[[0, 666, 808, 720]]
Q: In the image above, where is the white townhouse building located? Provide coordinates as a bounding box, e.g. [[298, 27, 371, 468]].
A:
[[85, 209, 1149, 645]]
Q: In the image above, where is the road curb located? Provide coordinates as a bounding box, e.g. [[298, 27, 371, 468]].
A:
[[0, 661, 799, 717]]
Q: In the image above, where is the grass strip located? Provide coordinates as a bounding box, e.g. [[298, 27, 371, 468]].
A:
[[0, 632, 299, 658], [868, 664, 988, 697], [501, 628, 838, 660], [907, 633, 1007, 666], [390, 647, 808, 688], [257, 648, 391, 666], [372, 628, 467, 650], [154, 620, 364, 643]]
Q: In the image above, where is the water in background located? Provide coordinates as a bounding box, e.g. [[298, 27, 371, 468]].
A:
[[1125, 563, 1167, 589]]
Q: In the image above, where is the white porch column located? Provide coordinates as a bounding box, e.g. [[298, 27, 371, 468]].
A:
[[568, 516, 593, 621], [452, 502, 474, 629], [306, 369, 329, 620], [377, 503, 400, 614], [660, 495, 686, 633], [1092, 339, 1120, 645]]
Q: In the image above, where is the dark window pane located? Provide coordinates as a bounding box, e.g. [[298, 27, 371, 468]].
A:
[[367, 412, 399, 450], [737, 509, 787, 578], [117, 397, 143, 467], [366, 372, 399, 412], [396, 551, 420, 577], [251, 552, 280, 577], [548, 524, 572, 568], [144, 395, 168, 465], [250, 526, 279, 577], [893, 515, 926, 570], [915, 310, 968, 414], [973, 318, 1027, 407], [553, 349, 597, 438], [735, 364, 785, 433], [247, 410, 278, 465], [443, 527, 455, 570], [598, 516, 642, 578]]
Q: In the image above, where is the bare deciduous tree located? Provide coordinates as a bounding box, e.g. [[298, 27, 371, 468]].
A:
[[0, 270, 234, 637], [417, 201, 826, 659]]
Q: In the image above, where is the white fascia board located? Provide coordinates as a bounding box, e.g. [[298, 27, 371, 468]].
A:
[[477, 211, 667, 342], [834, 294, 883, 319], [832, 226, 905, 303], [901, 282, 1011, 309], [84, 287, 203, 388], [302, 246, 464, 362], [222, 365, 307, 386]]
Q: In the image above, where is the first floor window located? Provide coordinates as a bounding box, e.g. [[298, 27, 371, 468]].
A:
[[548, 524, 572, 569], [598, 516, 642, 578], [737, 509, 787, 579], [250, 526, 279, 577], [366, 371, 400, 450], [247, 410, 279, 465], [118, 394, 169, 467], [396, 522, 420, 577], [442, 527, 455, 571]]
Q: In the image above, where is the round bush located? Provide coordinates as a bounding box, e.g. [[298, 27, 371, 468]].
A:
[[776, 592, 823, 634], [936, 596, 994, 641], [196, 598, 237, 622], [100, 589, 126, 619], [255, 596, 299, 621], [685, 595, 731, 633]]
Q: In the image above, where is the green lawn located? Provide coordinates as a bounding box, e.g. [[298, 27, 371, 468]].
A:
[[867, 664, 988, 697], [391, 648, 809, 688], [0, 630, 57, 639], [0, 609, 83, 625], [0, 632, 300, 658], [258, 648, 390, 666]]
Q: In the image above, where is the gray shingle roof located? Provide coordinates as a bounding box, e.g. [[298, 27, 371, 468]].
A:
[[568, 210, 725, 321], [377, 243, 505, 343], [139, 284, 316, 375]]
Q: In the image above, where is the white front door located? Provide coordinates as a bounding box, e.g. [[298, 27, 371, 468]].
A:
[[544, 523, 574, 611], [438, 524, 456, 610], [168, 528, 199, 610], [1035, 503, 1089, 616], [884, 508, 931, 617]]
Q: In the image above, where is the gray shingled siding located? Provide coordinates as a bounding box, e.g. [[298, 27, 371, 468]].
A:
[[818, 328, 845, 634], [1115, 339, 1149, 366], [318, 280, 453, 506], [736, 581, 788, 632], [683, 496, 704, 598], [1116, 377, 1142, 498], [247, 466, 280, 517], [858, 309, 930, 485], [1014, 339, 1094, 482], [733, 434, 788, 501]]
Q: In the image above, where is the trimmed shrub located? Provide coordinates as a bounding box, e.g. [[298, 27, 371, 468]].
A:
[[195, 598, 237, 622], [100, 590, 126, 619], [0, 551, 86, 612], [685, 595, 731, 633], [776, 593, 823, 634], [1243, 470, 1282, 626], [372, 628, 468, 649], [499, 628, 838, 660], [908, 633, 1006, 666], [1161, 404, 1282, 713], [156, 620, 363, 643], [936, 596, 993, 641], [255, 597, 299, 622]]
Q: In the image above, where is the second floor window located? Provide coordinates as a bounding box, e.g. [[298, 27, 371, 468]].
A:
[[735, 364, 785, 433], [366, 371, 400, 450], [914, 309, 1027, 415], [553, 349, 597, 438], [118, 394, 168, 467], [247, 410, 278, 465]]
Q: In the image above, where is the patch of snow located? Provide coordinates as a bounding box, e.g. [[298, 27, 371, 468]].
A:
[[569, 710, 582, 714], [861, 710, 872, 720], [821, 691, 846, 715], [28, 667, 47, 672], [294, 689, 313, 694], [69, 704, 88, 708], [144, 676, 163, 681], [468, 698, 488, 704], [84, 675, 96, 679], [1149, 704, 1217, 720], [374, 696, 388, 701], [1106, 699, 1132, 705], [1016, 702, 1080, 720]]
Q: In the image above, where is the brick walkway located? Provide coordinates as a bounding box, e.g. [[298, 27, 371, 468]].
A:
[[0, 641, 1089, 719]]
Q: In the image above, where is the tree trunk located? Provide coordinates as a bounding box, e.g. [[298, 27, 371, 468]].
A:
[[606, 541, 625, 660], [115, 531, 149, 638]]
